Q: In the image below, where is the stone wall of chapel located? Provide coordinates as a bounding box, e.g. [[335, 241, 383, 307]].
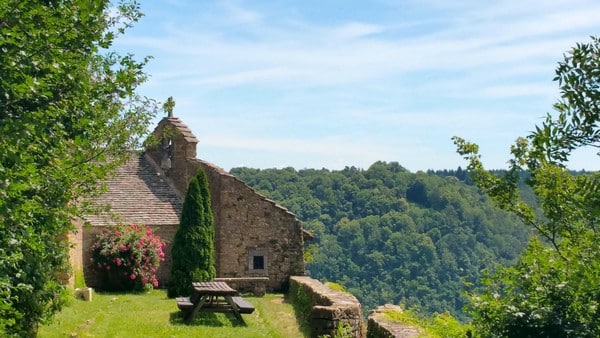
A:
[[73, 116, 305, 291], [190, 159, 306, 291], [146, 117, 306, 291], [66, 220, 84, 287]]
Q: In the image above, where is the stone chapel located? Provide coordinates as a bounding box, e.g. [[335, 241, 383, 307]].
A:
[[69, 115, 307, 291]]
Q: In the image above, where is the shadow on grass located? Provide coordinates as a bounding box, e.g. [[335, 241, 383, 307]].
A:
[[168, 311, 245, 327], [283, 294, 311, 337]]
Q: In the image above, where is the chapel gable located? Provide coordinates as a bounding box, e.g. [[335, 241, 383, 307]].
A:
[[145, 116, 306, 291]]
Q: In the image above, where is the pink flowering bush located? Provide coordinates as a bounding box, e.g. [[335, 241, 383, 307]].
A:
[[91, 224, 166, 291]]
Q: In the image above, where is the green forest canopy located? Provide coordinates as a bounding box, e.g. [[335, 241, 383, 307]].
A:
[[231, 162, 532, 318]]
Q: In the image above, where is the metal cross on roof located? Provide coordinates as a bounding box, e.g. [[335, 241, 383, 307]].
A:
[[164, 96, 175, 118]]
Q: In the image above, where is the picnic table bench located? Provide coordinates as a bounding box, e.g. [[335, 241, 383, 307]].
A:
[[176, 281, 255, 324]]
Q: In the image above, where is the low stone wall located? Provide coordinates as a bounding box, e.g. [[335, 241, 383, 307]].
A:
[[214, 277, 269, 296], [367, 305, 421, 338], [289, 276, 364, 338]]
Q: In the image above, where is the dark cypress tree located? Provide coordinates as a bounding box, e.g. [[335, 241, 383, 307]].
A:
[[194, 168, 216, 281], [167, 168, 216, 297]]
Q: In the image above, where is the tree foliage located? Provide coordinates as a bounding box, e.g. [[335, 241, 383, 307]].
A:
[[231, 162, 530, 318], [168, 168, 216, 298], [454, 36, 600, 337], [0, 1, 154, 335]]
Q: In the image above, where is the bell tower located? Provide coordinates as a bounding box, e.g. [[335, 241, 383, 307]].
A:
[[146, 98, 199, 194]]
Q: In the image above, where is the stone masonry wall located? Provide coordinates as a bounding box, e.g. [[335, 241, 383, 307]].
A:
[[192, 159, 305, 291], [290, 276, 364, 338], [367, 305, 422, 338], [72, 116, 305, 291], [145, 117, 198, 196], [147, 117, 305, 291]]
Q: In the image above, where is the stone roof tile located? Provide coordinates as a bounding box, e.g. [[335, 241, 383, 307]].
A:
[[84, 154, 182, 226], [165, 117, 199, 143]]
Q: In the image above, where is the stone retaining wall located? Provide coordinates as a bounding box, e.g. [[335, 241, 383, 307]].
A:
[[289, 276, 364, 338], [367, 305, 421, 338]]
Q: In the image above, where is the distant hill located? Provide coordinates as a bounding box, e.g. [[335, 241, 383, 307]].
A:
[[231, 161, 530, 319]]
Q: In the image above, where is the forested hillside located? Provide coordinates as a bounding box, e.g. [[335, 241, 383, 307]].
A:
[[231, 161, 530, 318]]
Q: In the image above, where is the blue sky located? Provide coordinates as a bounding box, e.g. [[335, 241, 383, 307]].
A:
[[115, 0, 600, 171]]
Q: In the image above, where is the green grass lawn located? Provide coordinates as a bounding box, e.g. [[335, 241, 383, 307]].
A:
[[39, 289, 307, 338]]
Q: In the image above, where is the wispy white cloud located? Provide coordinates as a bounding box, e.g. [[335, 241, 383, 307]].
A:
[[164, 0, 188, 6], [129, 16, 590, 92], [118, 0, 600, 170], [219, 1, 263, 25], [480, 83, 556, 99], [331, 22, 386, 40]]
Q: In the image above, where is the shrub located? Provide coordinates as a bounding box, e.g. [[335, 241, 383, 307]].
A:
[[91, 224, 165, 291], [168, 168, 215, 297]]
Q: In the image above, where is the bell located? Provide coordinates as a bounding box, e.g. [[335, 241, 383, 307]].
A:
[[161, 155, 172, 170]]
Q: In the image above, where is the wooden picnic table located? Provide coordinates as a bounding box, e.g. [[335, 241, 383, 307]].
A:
[[176, 281, 255, 325]]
